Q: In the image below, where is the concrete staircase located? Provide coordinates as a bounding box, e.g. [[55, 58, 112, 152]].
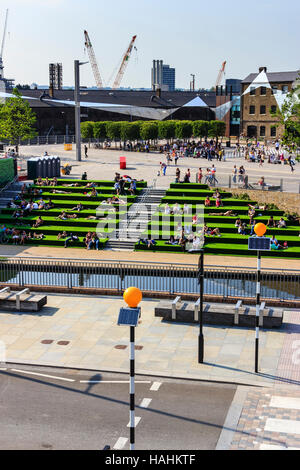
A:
[[105, 187, 166, 251], [0, 181, 23, 209]]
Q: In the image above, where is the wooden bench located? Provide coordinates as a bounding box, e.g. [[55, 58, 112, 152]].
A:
[[0, 287, 47, 312], [155, 299, 283, 328]]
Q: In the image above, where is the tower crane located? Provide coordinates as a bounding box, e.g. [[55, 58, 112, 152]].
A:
[[112, 35, 137, 90], [215, 60, 226, 88], [0, 9, 9, 79], [84, 30, 104, 89]]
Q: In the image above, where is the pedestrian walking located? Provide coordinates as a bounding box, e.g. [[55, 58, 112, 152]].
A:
[[84, 145, 88, 158]]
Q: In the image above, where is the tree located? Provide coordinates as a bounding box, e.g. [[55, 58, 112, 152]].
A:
[[106, 121, 122, 142], [175, 120, 193, 140], [120, 122, 140, 142], [93, 121, 107, 140], [140, 121, 158, 141], [208, 121, 226, 143], [0, 88, 37, 146], [81, 121, 94, 139], [192, 120, 209, 140], [275, 82, 300, 151], [158, 121, 177, 140]]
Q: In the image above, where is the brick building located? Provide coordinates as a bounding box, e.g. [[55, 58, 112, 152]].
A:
[[241, 67, 299, 140]]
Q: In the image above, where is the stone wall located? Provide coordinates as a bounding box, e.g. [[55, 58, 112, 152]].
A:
[[229, 188, 300, 216]]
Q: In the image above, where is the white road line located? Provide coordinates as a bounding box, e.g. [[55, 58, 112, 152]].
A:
[[79, 380, 151, 384], [127, 417, 141, 428], [150, 381, 162, 391], [269, 396, 300, 411], [140, 398, 152, 408], [259, 444, 300, 450], [113, 437, 128, 450], [264, 418, 300, 435], [11, 369, 75, 382]]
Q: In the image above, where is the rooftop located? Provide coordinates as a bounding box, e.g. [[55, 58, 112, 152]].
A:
[[242, 70, 299, 84]]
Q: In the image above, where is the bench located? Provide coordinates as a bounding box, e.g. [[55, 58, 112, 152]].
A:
[[155, 299, 283, 328], [0, 287, 47, 312]]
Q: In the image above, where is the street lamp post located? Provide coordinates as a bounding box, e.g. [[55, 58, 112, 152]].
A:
[[117, 287, 142, 451], [74, 60, 88, 162], [198, 249, 204, 363]]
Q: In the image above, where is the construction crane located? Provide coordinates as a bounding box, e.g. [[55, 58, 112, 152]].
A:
[[112, 35, 137, 90], [84, 30, 104, 89], [215, 60, 226, 88], [0, 9, 8, 79]]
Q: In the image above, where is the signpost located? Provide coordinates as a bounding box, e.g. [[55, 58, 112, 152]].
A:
[[117, 287, 142, 451], [248, 223, 271, 373], [197, 249, 204, 363]]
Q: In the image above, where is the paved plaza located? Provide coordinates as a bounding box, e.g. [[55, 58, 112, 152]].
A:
[[19, 144, 299, 192]]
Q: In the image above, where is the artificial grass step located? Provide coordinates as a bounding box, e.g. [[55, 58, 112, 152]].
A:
[[0, 215, 120, 229], [5, 223, 114, 237], [143, 223, 299, 236], [169, 183, 210, 190], [30, 185, 143, 195], [24, 199, 133, 210], [162, 196, 258, 206], [166, 189, 233, 197], [23, 192, 137, 202], [36, 179, 147, 188], [2, 208, 128, 218], [7, 233, 109, 249]]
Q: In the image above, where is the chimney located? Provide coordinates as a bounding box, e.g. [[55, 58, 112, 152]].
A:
[[49, 85, 54, 98], [156, 87, 161, 98], [259, 67, 267, 73]]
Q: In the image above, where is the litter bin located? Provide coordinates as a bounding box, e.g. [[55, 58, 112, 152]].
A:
[[120, 156, 126, 169], [64, 144, 72, 151]]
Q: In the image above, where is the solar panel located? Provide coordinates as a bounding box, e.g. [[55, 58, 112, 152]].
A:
[[117, 307, 141, 326], [248, 237, 271, 251]]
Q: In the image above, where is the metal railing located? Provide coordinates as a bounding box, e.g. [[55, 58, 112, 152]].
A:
[[0, 257, 299, 301]]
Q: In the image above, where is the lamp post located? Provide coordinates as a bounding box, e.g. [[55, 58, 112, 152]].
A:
[[74, 60, 88, 162], [198, 249, 204, 363], [248, 223, 270, 373], [117, 286, 142, 451]]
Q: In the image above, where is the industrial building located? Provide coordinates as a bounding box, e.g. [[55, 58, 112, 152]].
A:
[[151, 60, 176, 92]]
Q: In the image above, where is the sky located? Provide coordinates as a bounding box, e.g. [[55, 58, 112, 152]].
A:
[[1, 0, 300, 90]]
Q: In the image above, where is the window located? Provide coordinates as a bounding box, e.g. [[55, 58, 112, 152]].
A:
[[272, 86, 278, 95], [250, 87, 256, 96], [260, 105, 266, 115], [260, 87, 267, 95], [282, 85, 288, 94], [271, 105, 277, 114], [260, 126, 266, 137], [249, 105, 255, 115], [271, 127, 276, 137]]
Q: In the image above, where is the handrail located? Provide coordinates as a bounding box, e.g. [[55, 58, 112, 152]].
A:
[[0, 175, 18, 196]]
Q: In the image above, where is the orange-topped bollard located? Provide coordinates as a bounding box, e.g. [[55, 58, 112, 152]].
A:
[[254, 223, 267, 237], [123, 287, 142, 308]]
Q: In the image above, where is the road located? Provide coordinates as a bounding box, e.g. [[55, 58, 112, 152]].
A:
[[0, 366, 236, 450]]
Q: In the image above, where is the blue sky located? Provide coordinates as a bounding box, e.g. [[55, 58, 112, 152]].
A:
[[1, 0, 299, 89]]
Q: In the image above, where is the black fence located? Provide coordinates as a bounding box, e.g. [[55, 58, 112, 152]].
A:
[[0, 257, 299, 301]]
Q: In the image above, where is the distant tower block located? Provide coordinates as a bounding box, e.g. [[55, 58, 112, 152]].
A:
[[49, 63, 63, 90]]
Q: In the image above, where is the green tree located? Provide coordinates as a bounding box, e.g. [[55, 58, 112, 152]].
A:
[[208, 121, 226, 143], [0, 88, 37, 145], [93, 121, 107, 140], [106, 121, 122, 142], [275, 82, 300, 151], [175, 120, 193, 140], [120, 122, 140, 142], [140, 121, 158, 141], [81, 121, 94, 139], [192, 120, 209, 140], [158, 120, 177, 140]]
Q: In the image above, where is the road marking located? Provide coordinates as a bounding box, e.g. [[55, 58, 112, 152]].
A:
[[113, 437, 128, 450], [127, 417, 141, 428], [79, 380, 151, 384], [140, 398, 152, 408], [259, 444, 300, 450], [264, 418, 300, 435], [11, 369, 75, 382], [269, 396, 300, 410], [150, 381, 162, 391]]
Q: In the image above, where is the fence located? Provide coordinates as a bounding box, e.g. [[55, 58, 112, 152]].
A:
[[0, 257, 299, 301]]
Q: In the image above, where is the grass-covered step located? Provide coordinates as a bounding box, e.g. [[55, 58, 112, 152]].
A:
[[30, 185, 144, 195], [161, 196, 258, 206], [2, 208, 128, 218], [165, 189, 233, 198], [23, 198, 133, 210], [156, 206, 285, 217], [134, 240, 300, 258], [0, 214, 120, 229], [6, 233, 109, 249], [4, 222, 114, 238], [153, 212, 286, 222], [169, 183, 210, 190], [35, 179, 147, 188], [23, 192, 137, 203]]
